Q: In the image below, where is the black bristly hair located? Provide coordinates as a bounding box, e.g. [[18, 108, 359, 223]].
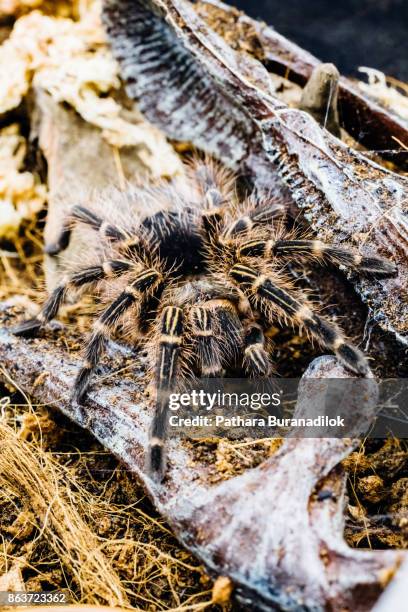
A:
[[10, 159, 397, 481]]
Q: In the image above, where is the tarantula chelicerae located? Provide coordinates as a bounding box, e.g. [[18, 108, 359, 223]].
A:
[[12, 161, 396, 480]]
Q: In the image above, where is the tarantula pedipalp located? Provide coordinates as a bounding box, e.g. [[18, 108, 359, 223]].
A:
[[11, 161, 396, 480]]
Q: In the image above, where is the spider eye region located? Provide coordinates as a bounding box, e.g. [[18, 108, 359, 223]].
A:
[[146, 213, 206, 275]]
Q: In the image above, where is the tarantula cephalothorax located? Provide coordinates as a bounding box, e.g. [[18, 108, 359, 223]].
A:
[[11, 161, 396, 480]]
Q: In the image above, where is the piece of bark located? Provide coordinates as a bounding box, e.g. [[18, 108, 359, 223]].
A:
[[0, 305, 405, 611], [198, 0, 408, 170], [372, 556, 408, 612], [31, 89, 147, 291]]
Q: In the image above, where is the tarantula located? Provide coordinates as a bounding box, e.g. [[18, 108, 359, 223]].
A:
[[11, 161, 396, 480]]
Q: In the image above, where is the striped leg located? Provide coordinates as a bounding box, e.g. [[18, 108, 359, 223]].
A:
[[148, 305, 184, 481], [238, 239, 396, 275], [222, 199, 285, 240], [45, 205, 129, 256], [209, 299, 243, 365], [72, 268, 161, 404], [229, 263, 369, 375], [12, 259, 131, 337], [243, 322, 273, 377], [190, 305, 224, 377], [189, 299, 242, 377]]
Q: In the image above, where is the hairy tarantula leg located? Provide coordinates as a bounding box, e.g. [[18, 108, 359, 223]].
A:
[[222, 200, 285, 239], [72, 268, 161, 405], [243, 322, 273, 377], [190, 305, 223, 377], [229, 264, 369, 376], [11, 260, 132, 337], [238, 239, 397, 275], [44, 223, 72, 256], [210, 299, 243, 365], [44, 205, 128, 255], [148, 306, 184, 481]]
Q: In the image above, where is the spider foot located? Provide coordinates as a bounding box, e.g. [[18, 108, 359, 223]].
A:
[[44, 226, 72, 256], [358, 256, 397, 276], [147, 438, 166, 483], [71, 367, 93, 405], [337, 343, 370, 377]]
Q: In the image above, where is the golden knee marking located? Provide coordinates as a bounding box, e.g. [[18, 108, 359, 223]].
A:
[[207, 299, 236, 312], [196, 329, 213, 337], [237, 239, 263, 257], [312, 240, 324, 255], [150, 436, 164, 447], [102, 261, 113, 276], [353, 254, 363, 265], [294, 304, 314, 323], [158, 346, 178, 384], [138, 269, 161, 283], [332, 336, 344, 350], [127, 269, 160, 296], [93, 320, 108, 334], [265, 240, 275, 257], [252, 274, 267, 290], [159, 334, 183, 345], [125, 285, 140, 298]]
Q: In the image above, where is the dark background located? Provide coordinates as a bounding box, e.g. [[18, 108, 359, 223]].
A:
[[228, 0, 408, 80]]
